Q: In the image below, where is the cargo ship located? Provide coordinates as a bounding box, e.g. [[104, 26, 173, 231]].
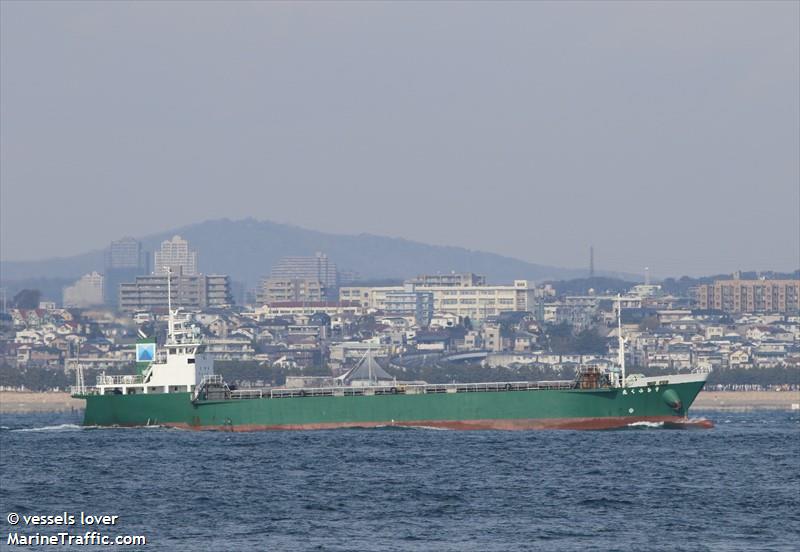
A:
[[72, 282, 710, 431]]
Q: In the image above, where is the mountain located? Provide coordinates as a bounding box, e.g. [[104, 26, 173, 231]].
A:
[[1, 218, 629, 288]]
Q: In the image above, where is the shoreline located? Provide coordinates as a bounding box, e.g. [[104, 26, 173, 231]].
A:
[[0, 392, 84, 414], [1, 390, 798, 415], [691, 390, 800, 411]]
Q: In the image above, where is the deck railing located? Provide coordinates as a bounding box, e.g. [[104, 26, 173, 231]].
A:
[[72, 378, 577, 401], [221, 380, 576, 401], [70, 385, 100, 396], [96, 374, 144, 386]]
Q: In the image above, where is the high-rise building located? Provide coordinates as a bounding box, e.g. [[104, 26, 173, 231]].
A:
[[63, 272, 104, 308], [695, 278, 800, 313], [105, 237, 149, 308], [206, 275, 234, 309], [154, 235, 198, 276], [269, 252, 338, 289], [107, 237, 148, 269]]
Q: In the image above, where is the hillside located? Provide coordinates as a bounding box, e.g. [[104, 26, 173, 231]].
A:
[[1, 218, 622, 287]]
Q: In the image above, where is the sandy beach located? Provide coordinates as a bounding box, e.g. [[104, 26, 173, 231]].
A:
[[1, 390, 798, 414]]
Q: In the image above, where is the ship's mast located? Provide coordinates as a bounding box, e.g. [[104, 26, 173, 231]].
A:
[[166, 267, 174, 346], [74, 340, 85, 394], [617, 294, 626, 387]]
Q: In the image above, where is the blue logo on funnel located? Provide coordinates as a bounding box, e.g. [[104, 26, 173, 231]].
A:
[[136, 343, 156, 362]]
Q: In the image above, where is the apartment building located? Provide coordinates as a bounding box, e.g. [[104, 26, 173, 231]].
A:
[[696, 279, 800, 313], [207, 275, 233, 308], [382, 285, 434, 327], [270, 252, 338, 289], [119, 274, 232, 312], [338, 286, 375, 308], [340, 280, 537, 322], [256, 278, 327, 304], [407, 272, 486, 287], [251, 301, 364, 319]]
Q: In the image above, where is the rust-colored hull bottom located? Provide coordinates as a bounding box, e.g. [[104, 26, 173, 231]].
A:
[[663, 418, 715, 430], [164, 415, 714, 432]]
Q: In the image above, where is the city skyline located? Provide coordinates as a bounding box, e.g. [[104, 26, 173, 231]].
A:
[[10, 227, 800, 314], [1, 1, 798, 275], [1, 216, 799, 283]]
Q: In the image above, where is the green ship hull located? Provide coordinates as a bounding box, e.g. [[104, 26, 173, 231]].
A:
[[77, 379, 707, 431]]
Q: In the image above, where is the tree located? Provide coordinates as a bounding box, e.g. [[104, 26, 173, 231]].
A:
[[545, 322, 574, 353], [573, 329, 608, 354], [546, 322, 572, 338], [639, 315, 660, 332], [356, 315, 376, 336], [12, 289, 41, 309]]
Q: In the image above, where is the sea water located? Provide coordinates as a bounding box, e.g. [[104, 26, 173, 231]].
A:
[[1, 410, 798, 551]]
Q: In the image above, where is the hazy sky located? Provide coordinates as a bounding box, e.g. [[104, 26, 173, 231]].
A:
[[1, 1, 798, 276]]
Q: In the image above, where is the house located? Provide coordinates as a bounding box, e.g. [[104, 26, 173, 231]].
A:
[[415, 332, 450, 352], [29, 346, 62, 367], [461, 330, 482, 351], [203, 337, 256, 360], [513, 331, 537, 352], [377, 316, 414, 330], [14, 330, 41, 345], [16, 345, 31, 364], [206, 317, 228, 337], [482, 324, 504, 352], [429, 312, 460, 329], [230, 327, 255, 341], [746, 326, 775, 342], [728, 349, 751, 368], [752, 350, 787, 369]]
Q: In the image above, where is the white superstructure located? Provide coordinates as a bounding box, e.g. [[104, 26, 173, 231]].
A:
[[75, 269, 214, 396]]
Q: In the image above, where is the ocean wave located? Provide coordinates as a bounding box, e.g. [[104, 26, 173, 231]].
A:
[[372, 424, 451, 431], [626, 421, 664, 429], [339, 424, 451, 431], [10, 423, 168, 432], [11, 424, 83, 432], [402, 425, 451, 431]]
